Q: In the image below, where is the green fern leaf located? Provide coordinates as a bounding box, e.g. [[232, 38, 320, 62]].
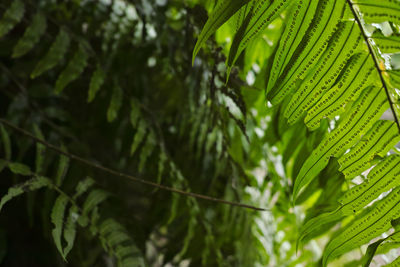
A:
[[293, 86, 389, 200], [119, 257, 145, 267], [372, 33, 400, 54], [192, 0, 250, 64], [284, 21, 364, 124], [12, 12, 46, 58], [55, 44, 88, 93], [107, 84, 123, 122], [0, 124, 11, 160], [384, 256, 400, 267], [227, 0, 292, 71], [31, 29, 70, 79], [362, 230, 400, 267], [299, 155, 400, 250], [8, 162, 32, 176], [130, 119, 146, 156], [55, 146, 69, 187], [33, 124, 45, 174], [338, 120, 400, 179], [63, 205, 78, 258], [0, 0, 24, 38], [130, 101, 141, 128], [267, 0, 347, 104], [323, 186, 400, 266], [74, 176, 95, 199], [98, 219, 145, 266], [106, 231, 130, 248], [267, 0, 319, 93], [338, 155, 400, 214], [51, 194, 68, 260], [82, 189, 109, 216], [99, 218, 124, 237], [157, 150, 167, 183], [353, 0, 400, 24], [115, 245, 140, 260], [138, 130, 156, 172], [88, 65, 105, 103], [304, 54, 377, 130], [0, 176, 51, 211]]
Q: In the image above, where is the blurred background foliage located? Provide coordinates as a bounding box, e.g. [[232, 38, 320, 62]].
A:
[[0, 0, 398, 266]]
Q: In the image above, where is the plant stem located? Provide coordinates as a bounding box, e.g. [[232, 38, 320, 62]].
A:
[[0, 118, 266, 212]]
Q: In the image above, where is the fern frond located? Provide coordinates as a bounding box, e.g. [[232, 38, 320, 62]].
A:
[[323, 184, 400, 266], [99, 218, 145, 266], [196, 0, 400, 263], [293, 86, 389, 199]]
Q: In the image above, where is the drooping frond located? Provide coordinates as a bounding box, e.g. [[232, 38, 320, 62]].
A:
[[194, 0, 400, 264]]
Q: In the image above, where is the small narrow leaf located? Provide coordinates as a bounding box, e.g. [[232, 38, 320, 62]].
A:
[[51, 194, 68, 260], [55, 45, 88, 94], [130, 119, 147, 156], [129, 101, 141, 128], [33, 124, 45, 174], [63, 205, 78, 258], [157, 150, 167, 183], [55, 146, 69, 187], [82, 189, 109, 216], [138, 131, 156, 172], [88, 65, 105, 103], [107, 85, 123, 122], [12, 12, 46, 58], [0, 124, 11, 160], [74, 177, 95, 199], [8, 162, 32, 176], [31, 29, 70, 79]]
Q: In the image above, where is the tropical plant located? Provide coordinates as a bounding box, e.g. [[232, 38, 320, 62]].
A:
[[193, 0, 400, 265], [0, 0, 400, 266]]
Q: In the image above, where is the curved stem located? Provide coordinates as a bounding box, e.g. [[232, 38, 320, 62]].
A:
[[0, 118, 266, 212]]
